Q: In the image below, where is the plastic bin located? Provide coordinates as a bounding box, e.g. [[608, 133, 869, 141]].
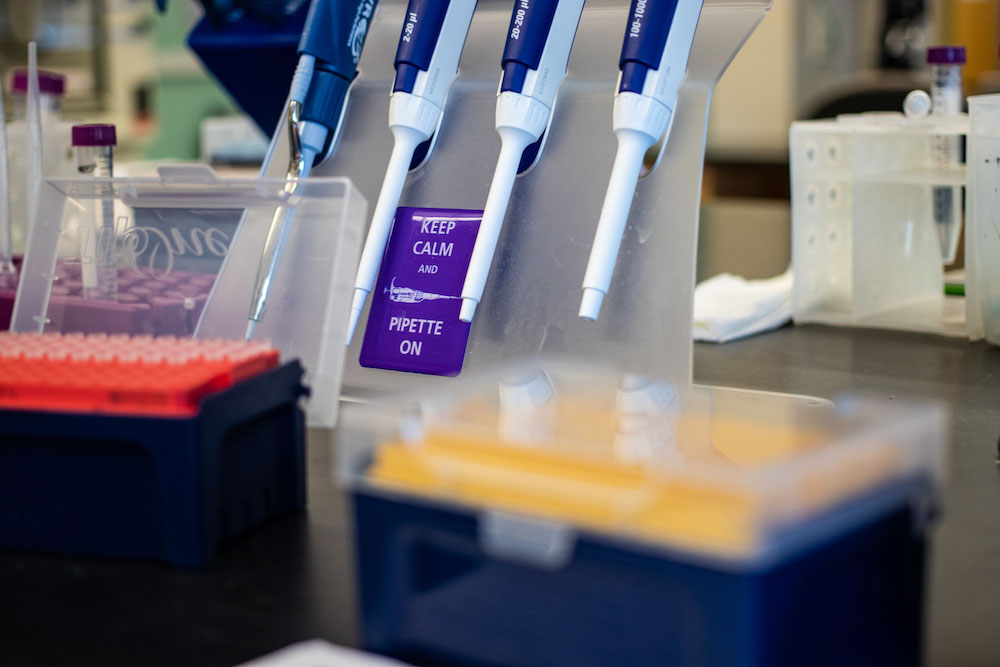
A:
[[966, 94, 1000, 344], [790, 113, 968, 337], [10, 166, 366, 426], [338, 362, 946, 666], [0, 360, 307, 568]]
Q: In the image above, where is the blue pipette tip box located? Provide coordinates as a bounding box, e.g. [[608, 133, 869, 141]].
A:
[[341, 363, 944, 666], [0, 361, 308, 568], [352, 482, 928, 667]]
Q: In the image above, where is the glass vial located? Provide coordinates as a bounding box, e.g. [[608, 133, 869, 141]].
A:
[[72, 124, 117, 300], [927, 45, 966, 264], [11, 69, 65, 120]]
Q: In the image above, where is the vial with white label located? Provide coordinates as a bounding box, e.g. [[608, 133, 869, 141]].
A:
[[72, 124, 118, 300]]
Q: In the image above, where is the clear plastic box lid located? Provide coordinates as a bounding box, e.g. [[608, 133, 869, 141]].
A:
[[966, 94, 1000, 344], [11, 166, 367, 426], [339, 360, 945, 567]]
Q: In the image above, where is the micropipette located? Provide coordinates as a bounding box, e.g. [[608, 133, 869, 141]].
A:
[[578, 0, 703, 321], [0, 72, 16, 289], [247, 0, 379, 339], [346, 0, 478, 345], [458, 0, 585, 324]]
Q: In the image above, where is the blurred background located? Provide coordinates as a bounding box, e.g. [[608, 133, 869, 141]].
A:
[[1, 0, 997, 278], [702, 0, 1000, 280]]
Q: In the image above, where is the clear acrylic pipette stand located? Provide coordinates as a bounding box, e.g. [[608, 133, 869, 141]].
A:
[[252, 0, 773, 399]]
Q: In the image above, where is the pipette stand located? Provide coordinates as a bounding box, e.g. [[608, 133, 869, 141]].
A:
[[254, 0, 773, 398]]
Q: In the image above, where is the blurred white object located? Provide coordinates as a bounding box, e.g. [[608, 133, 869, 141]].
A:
[[239, 639, 410, 666], [708, 1, 886, 160], [200, 115, 269, 165], [693, 269, 792, 343], [966, 94, 1000, 345], [903, 89, 931, 117]]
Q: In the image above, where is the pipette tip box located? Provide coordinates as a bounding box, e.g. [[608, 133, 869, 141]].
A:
[[339, 362, 945, 667], [0, 333, 308, 568]]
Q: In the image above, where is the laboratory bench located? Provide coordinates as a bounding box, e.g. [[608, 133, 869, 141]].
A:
[[1, 323, 999, 666]]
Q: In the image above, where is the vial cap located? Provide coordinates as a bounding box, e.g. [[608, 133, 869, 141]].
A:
[[927, 46, 966, 65], [11, 68, 66, 96], [72, 124, 117, 147], [903, 89, 932, 118]]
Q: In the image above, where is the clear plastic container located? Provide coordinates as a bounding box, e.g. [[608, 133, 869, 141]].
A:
[[10, 166, 367, 426], [340, 360, 945, 563], [790, 113, 969, 336], [339, 360, 945, 665]]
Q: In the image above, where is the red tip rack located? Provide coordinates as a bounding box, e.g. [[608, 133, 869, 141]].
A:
[[0, 333, 279, 417]]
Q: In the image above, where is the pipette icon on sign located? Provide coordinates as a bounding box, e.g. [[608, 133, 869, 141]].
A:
[[386, 276, 460, 304]]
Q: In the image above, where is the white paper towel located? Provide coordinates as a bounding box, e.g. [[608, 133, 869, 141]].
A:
[[693, 269, 792, 343]]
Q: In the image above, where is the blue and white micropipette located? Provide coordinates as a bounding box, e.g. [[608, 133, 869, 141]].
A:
[[579, 0, 703, 321], [458, 0, 585, 324], [247, 0, 379, 339], [346, 0, 478, 345]]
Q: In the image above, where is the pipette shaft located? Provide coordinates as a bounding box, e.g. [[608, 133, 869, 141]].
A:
[[247, 184, 301, 337], [578, 0, 703, 321], [458, 0, 585, 324], [247, 95, 315, 337], [348, 125, 427, 342], [579, 133, 648, 320], [247, 0, 378, 338], [459, 128, 534, 323]]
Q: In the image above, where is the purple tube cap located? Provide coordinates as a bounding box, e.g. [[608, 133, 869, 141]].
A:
[[11, 68, 66, 96], [927, 46, 966, 65], [72, 124, 117, 147]]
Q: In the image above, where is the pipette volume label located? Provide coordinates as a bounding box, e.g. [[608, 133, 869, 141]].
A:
[[359, 207, 482, 376]]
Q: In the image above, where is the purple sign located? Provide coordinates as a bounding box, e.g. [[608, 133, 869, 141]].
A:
[[359, 207, 482, 376]]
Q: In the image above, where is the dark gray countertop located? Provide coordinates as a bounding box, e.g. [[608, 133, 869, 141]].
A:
[[695, 324, 1000, 667], [2, 324, 997, 666]]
